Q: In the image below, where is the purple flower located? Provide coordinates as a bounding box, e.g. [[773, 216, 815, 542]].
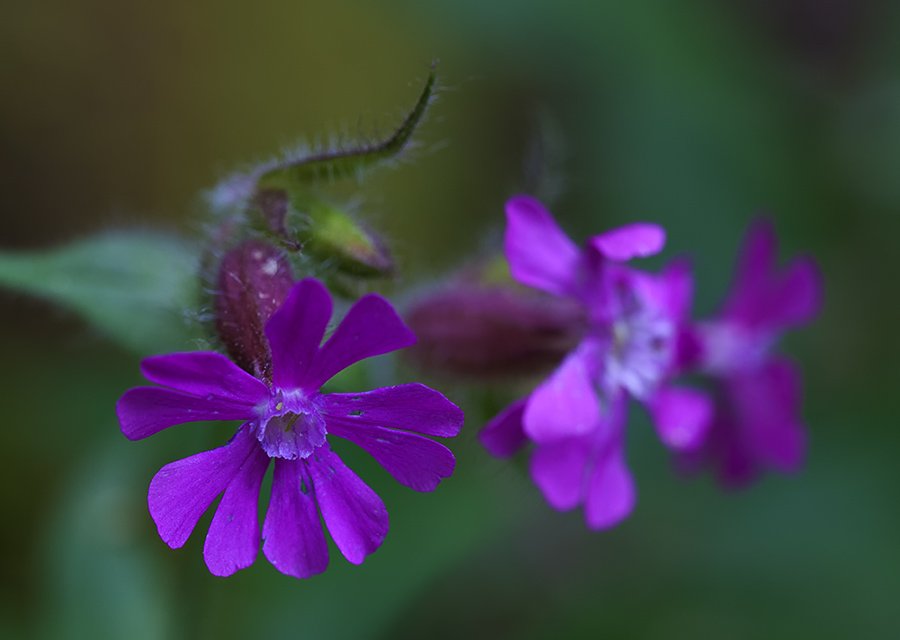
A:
[[480, 196, 711, 529], [681, 220, 822, 486], [117, 278, 463, 578]]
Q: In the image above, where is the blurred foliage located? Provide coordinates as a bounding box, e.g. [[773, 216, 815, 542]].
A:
[[2, 0, 899, 639], [37, 445, 176, 640], [0, 232, 199, 354]]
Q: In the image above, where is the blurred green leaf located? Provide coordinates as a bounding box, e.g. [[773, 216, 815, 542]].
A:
[[37, 442, 176, 640], [0, 231, 200, 354]]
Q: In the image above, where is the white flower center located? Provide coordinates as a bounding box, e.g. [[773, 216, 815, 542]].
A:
[[602, 308, 674, 400], [255, 390, 327, 460]]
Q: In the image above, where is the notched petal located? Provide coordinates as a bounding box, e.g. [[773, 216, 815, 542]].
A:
[[319, 383, 463, 438]]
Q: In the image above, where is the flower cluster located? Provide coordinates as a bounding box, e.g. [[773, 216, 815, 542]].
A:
[[113, 68, 821, 583], [472, 196, 821, 528], [117, 187, 819, 577]]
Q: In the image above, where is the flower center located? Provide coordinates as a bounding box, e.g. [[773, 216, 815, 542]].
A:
[[255, 390, 327, 460], [602, 308, 674, 400]]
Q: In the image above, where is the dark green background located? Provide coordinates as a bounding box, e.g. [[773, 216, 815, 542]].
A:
[[2, 1, 899, 638]]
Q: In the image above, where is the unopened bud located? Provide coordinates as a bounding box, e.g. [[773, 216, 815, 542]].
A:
[[406, 285, 585, 379], [249, 189, 393, 279], [215, 240, 294, 380], [296, 196, 393, 277], [209, 68, 437, 289]]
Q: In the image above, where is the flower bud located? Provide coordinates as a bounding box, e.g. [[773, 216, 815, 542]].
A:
[[207, 68, 437, 290], [294, 195, 394, 278], [406, 284, 586, 379], [215, 240, 294, 380], [250, 189, 394, 280]]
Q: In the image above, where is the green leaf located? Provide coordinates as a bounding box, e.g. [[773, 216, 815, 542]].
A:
[[0, 231, 200, 354]]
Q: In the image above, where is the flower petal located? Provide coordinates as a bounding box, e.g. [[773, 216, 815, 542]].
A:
[[307, 448, 388, 565], [736, 219, 777, 293], [589, 223, 666, 261], [262, 459, 329, 579], [117, 387, 259, 441], [529, 436, 591, 511], [627, 260, 693, 322], [523, 347, 600, 443], [690, 416, 759, 489], [329, 421, 456, 492], [265, 278, 333, 390], [658, 258, 694, 320], [724, 220, 777, 320], [318, 383, 463, 438], [479, 398, 528, 458], [730, 358, 807, 472], [504, 195, 580, 297], [648, 385, 712, 451], [141, 351, 269, 404], [308, 294, 415, 388], [203, 444, 270, 577], [769, 257, 822, 329], [148, 426, 256, 549], [584, 445, 636, 530]]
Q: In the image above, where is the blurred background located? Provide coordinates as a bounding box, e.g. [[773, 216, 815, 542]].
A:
[[2, 1, 899, 638]]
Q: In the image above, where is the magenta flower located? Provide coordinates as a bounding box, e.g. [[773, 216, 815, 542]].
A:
[[117, 278, 463, 578], [681, 220, 822, 486], [480, 196, 711, 529]]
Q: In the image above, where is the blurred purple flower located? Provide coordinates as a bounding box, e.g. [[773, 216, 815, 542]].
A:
[[681, 220, 822, 486], [117, 278, 463, 578], [480, 196, 711, 529]]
